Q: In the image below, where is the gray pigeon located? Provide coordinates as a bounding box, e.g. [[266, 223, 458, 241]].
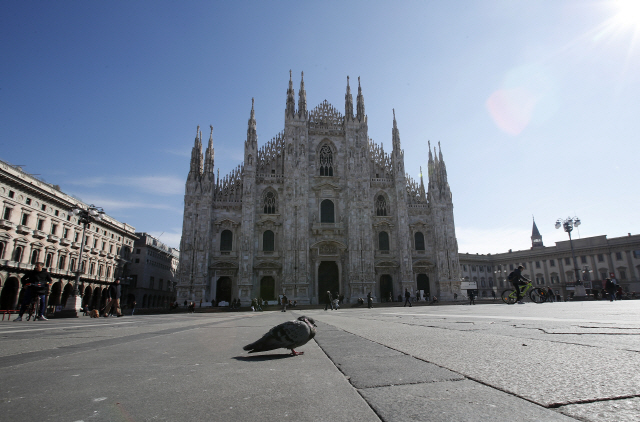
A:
[[243, 316, 317, 356]]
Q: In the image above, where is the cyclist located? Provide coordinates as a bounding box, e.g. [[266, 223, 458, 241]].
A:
[[508, 265, 530, 305], [14, 262, 52, 321]]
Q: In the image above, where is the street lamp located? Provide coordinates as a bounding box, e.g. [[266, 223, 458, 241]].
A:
[[62, 204, 105, 317], [555, 216, 582, 287]]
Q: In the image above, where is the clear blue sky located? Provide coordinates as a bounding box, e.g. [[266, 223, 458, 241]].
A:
[[2, 0, 638, 253]]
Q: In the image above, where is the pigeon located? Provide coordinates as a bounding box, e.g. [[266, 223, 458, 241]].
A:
[[243, 316, 317, 356]]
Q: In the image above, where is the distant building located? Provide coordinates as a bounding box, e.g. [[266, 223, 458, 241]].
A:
[[459, 220, 640, 299], [127, 232, 179, 308], [0, 159, 137, 311], [176, 73, 460, 305]]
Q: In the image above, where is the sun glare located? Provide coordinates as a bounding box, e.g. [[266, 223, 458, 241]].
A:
[[613, 0, 640, 28]]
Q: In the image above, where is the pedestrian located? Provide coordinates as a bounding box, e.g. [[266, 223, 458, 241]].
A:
[[103, 278, 123, 317], [257, 297, 263, 311], [14, 262, 52, 321], [491, 290, 496, 301], [508, 265, 530, 304], [131, 300, 137, 316], [468, 289, 475, 305], [547, 287, 555, 303], [404, 288, 412, 307], [334, 291, 340, 310], [453, 292, 457, 301], [605, 278, 616, 301], [281, 294, 288, 312], [324, 291, 333, 311], [388, 292, 393, 303], [184, 300, 187, 308], [367, 291, 373, 309]]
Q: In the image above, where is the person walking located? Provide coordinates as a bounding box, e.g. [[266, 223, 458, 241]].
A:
[[546, 287, 555, 303], [14, 262, 52, 321], [468, 289, 475, 305], [367, 291, 373, 309], [131, 300, 137, 316], [404, 288, 412, 307], [324, 291, 333, 311], [281, 294, 288, 312], [605, 278, 616, 301], [103, 278, 122, 317], [508, 265, 530, 304]]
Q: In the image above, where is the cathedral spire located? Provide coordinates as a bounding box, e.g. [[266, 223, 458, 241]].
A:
[[246, 98, 257, 148], [438, 141, 448, 184], [356, 76, 365, 122], [392, 109, 401, 155], [189, 125, 203, 177], [345, 75, 353, 121], [298, 71, 307, 118], [419, 166, 426, 200], [204, 125, 215, 174], [286, 70, 295, 119]]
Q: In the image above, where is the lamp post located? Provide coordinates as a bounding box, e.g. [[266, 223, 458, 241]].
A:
[[555, 216, 585, 296], [62, 204, 105, 317]]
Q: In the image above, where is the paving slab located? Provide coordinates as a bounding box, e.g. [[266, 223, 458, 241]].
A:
[[359, 380, 577, 422], [557, 397, 640, 422]]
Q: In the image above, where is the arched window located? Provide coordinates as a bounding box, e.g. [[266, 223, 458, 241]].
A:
[[58, 255, 66, 270], [379, 231, 390, 251], [0, 242, 5, 260], [376, 195, 387, 216], [31, 249, 40, 264], [13, 246, 23, 262], [45, 252, 53, 268], [81, 260, 86, 273], [263, 230, 275, 251], [90, 262, 95, 275], [414, 232, 425, 250], [107, 266, 111, 278], [70, 258, 76, 272], [220, 230, 233, 251], [263, 191, 277, 214], [320, 200, 335, 223], [319, 145, 334, 176]]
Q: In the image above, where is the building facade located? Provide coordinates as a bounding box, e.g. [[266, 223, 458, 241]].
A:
[[127, 232, 179, 308], [0, 159, 137, 311], [177, 73, 461, 305], [459, 220, 640, 299]]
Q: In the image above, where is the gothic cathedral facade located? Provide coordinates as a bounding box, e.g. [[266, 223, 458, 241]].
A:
[[177, 73, 461, 305]]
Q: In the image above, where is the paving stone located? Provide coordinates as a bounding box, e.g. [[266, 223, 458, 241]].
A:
[[558, 398, 640, 422], [359, 380, 578, 422], [334, 354, 464, 388]]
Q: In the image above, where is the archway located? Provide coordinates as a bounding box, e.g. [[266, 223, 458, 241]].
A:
[[380, 274, 393, 302], [216, 277, 232, 303], [260, 276, 276, 300], [61, 283, 74, 307], [49, 281, 62, 307], [82, 286, 93, 308], [0, 277, 20, 309], [318, 261, 339, 299], [417, 274, 429, 298], [92, 288, 102, 309]]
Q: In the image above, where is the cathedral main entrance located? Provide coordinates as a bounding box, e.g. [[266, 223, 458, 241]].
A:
[[260, 276, 276, 301], [380, 274, 393, 302], [417, 274, 430, 297], [216, 277, 232, 303], [318, 261, 339, 299]]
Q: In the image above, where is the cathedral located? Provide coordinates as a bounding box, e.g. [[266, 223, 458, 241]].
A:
[[177, 72, 461, 305]]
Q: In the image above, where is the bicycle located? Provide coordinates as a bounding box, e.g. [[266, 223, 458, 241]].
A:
[[25, 294, 40, 321], [501, 281, 547, 304]]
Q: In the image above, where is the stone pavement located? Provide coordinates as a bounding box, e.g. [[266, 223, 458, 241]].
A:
[[0, 300, 638, 421]]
